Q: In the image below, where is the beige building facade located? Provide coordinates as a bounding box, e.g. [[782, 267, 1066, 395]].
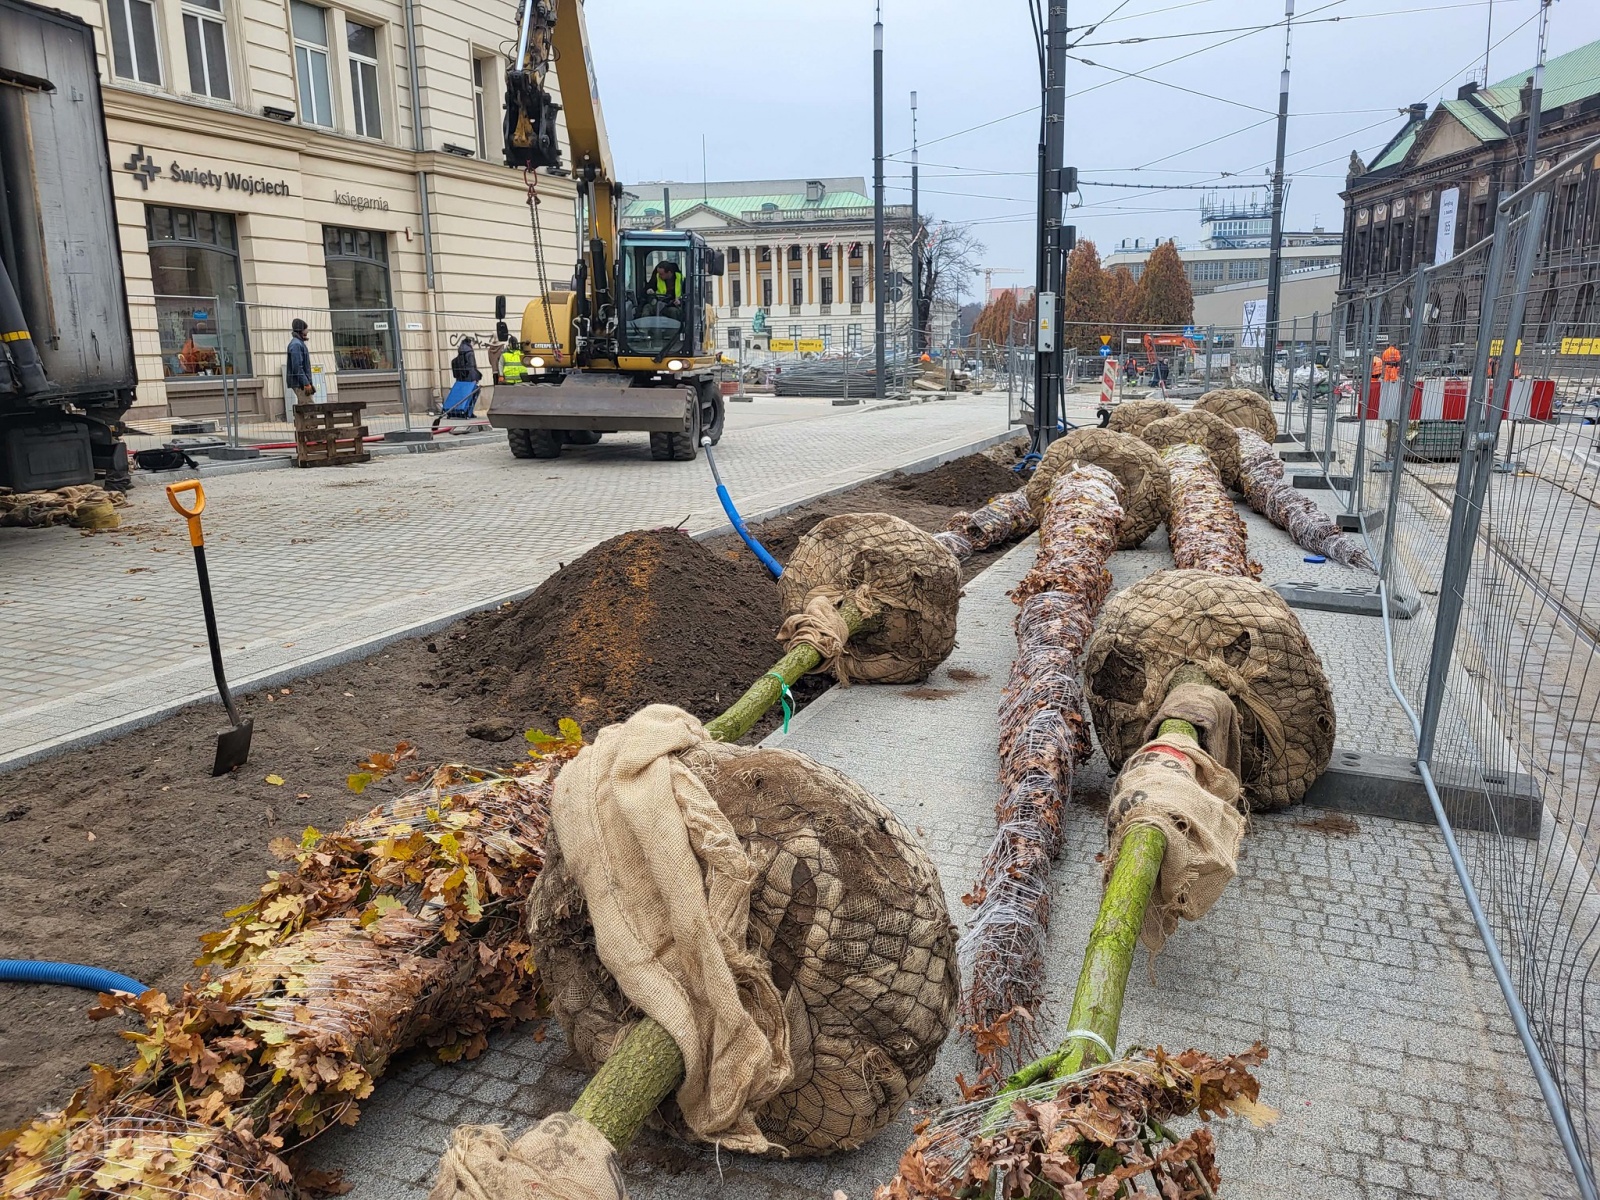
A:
[[56, 0, 577, 421]]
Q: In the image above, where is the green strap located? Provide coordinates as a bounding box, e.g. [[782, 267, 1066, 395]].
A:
[[765, 671, 794, 733]]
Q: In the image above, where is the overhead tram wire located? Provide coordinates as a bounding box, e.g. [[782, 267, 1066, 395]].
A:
[[1067, 0, 1538, 46]]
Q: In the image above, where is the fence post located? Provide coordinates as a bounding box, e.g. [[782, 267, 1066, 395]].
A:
[[1204, 324, 1213, 388], [1378, 266, 1432, 578], [391, 306, 413, 432], [1324, 309, 1339, 470], [1417, 191, 1546, 762]]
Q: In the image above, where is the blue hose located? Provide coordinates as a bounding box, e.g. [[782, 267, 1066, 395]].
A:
[[715, 484, 784, 579], [0, 959, 147, 995]]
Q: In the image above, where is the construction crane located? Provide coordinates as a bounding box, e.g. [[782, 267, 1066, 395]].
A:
[[981, 267, 1025, 300], [488, 0, 726, 461]]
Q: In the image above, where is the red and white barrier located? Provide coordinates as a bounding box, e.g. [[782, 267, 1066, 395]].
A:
[[1363, 377, 1554, 421], [1100, 357, 1118, 407]]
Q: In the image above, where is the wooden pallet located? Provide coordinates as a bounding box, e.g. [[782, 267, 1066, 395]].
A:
[[293, 401, 370, 467]]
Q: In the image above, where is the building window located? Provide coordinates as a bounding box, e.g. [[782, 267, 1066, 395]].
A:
[[109, 0, 161, 84], [761, 277, 772, 308], [473, 56, 490, 158], [323, 226, 395, 369], [789, 324, 802, 340], [788, 245, 802, 263], [850, 275, 863, 304], [819, 245, 832, 263], [727, 327, 741, 349], [146, 205, 250, 377], [292, 1, 333, 127], [819, 325, 831, 347], [821, 277, 833, 306], [846, 324, 862, 350], [181, 0, 230, 99], [731, 279, 741, 307], [791, 277, 803, 307], [759, 246, 771, 263], [347, 20, 381, 139], [1190, 261, 1224, 283], [728, 247, 740, 265]]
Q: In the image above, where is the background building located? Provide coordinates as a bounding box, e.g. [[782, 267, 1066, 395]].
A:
[[1104, 198, 1341, 301], [1337, 38, 1600, 346], [620, 178, 925, 354], [49, 0, 578, 422]]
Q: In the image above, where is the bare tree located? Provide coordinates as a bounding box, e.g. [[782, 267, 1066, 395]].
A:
[[914, 218, 985, 353]]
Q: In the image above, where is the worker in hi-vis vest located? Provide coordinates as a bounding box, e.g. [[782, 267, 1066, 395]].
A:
[[641, 260, 686, 320], [500, 339, 525, 385]]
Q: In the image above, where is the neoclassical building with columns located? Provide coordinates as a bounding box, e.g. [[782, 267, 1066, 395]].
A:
[[621, 178, 914, 352]]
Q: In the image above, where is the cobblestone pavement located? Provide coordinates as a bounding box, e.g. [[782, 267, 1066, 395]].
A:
[[305, 489, 1578, 1199], [0, 395, 1009, 768]]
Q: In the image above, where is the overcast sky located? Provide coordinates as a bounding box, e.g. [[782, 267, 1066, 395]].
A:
[[585, 1, 1600, 295]]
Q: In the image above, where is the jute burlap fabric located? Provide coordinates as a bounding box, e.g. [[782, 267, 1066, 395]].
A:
[[1084, 570, 1334, 810], [1194, 387, 1278, 442], [1105, 727, 1245, 952], [536, 705, 791, 1153], [430, 1116, 628, 1200], [1140, 408, 1244, 491], [527, 710, 958, 1158], [1022, 428, 1169, 549], [1105, 398, 1177, 436], [777, 512, 961, 684]]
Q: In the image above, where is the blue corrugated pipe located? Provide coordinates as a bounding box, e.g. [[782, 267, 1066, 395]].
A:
[[702, 438, 784, 579], [0, 960, 147, 995]]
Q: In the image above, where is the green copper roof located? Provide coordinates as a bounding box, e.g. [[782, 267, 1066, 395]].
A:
[[622, 189, 872, 222], [1439, 97, 1507, 143], [1368, 121, 1424, 172]]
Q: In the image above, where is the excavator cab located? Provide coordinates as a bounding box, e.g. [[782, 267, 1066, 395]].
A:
[[617, 232, 722, 361]]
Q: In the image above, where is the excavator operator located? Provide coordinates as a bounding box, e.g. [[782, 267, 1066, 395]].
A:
[[641, 261, 686, 322]]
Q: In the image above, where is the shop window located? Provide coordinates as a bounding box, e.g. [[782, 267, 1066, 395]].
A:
[[182, 0, 230, 99], [472, 57, 490, 158], [292, 1, 333, 128], [109, 0, 161, 84], [323, 226, 395, 370], [146, 205, 250, 377], [346, 20, 381, 139]]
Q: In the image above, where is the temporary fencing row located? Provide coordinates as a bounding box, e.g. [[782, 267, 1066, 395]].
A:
[[1342, 133, 1600, 1199]]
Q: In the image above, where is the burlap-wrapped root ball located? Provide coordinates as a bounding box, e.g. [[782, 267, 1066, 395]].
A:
[[1105, 397, 1178, 436], [1084, 570, 1334, 809], [1195, 387, 1278, 442], [1140, 409, 1244, 492], [527, 734, 960, 1157], [777, 512, 961, 684], [1023, 428, 1170, 550]]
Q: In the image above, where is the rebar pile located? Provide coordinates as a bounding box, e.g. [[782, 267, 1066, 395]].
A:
[[771, 354, 918, 398], [1236, 428, 1375, 570], [958, 464, 1123, 1073], [1161, 444, 1260, 579]]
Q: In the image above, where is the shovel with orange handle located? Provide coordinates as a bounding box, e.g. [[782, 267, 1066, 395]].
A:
[[166, 480, 253, 775]]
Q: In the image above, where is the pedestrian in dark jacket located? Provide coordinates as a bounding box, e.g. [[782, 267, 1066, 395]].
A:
[[287, 319, 314, 401]]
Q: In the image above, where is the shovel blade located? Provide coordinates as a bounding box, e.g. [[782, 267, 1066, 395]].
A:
[[212, 717, 254, 776]]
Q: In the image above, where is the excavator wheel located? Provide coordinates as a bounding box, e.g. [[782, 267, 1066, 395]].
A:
[[649, 391, 701, 461], [509, 428, 562, 459], [698, 379, 726, 447]]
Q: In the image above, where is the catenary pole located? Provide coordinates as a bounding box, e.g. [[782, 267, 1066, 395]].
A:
[[873, 6, 886, 400], [1263, 0, 1293, 403], [1033, 0, 1069, 451], [911, 90, 922, 360]]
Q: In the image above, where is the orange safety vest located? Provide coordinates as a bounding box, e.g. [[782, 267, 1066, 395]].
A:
[[1381, 345, 1402, 383]]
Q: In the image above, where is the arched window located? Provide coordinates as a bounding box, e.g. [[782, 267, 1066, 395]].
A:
[[323, 225, 394, 371], [146, 205, 250, 377]]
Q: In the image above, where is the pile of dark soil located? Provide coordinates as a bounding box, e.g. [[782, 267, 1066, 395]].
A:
[[882, 452, 1021, 508], [435, 528, 785, 735], [0, 443, 1027, 1128]]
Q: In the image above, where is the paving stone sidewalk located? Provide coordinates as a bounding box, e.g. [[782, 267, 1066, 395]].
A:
[[0, 395, 1009, 768], [304, 504, 1577, 1200]]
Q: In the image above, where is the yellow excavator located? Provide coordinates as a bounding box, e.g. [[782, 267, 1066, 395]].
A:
[[488, 0, 726, 461]]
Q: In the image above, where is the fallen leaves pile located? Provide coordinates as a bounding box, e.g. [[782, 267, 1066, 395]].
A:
[[0, 742, 579, 1200], [876, 1043, 1275, 1200], [0, 485, 127, 531], [1160, 444, 1261, 580], [1235, 429, 1376, 570], [959, 465, 1123, 1076]]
